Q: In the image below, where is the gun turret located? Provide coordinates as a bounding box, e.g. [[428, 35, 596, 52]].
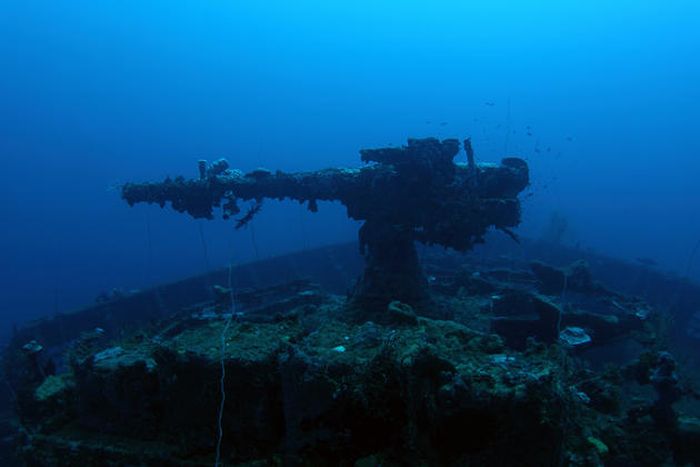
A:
[[122, 137, 529, 319]]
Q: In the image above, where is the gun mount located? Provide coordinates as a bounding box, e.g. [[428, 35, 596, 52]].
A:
[[121, 137, 529, 319]]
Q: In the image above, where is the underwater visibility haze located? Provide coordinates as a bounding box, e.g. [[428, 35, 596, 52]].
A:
[[2, 1, 700, 465]]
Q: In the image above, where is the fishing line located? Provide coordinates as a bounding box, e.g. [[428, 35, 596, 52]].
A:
[[144, 211, 166, 316], [215, 238, 238, 467]]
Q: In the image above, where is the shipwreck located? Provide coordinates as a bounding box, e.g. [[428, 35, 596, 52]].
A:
[[3, 137, 700, 466], [122, 137, 529, 319]]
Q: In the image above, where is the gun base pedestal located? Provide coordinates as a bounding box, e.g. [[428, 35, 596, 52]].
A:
[[348, 221, 432, 322]]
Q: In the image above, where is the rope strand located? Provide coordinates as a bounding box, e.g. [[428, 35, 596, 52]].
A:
[[215, 256, 236, 466]]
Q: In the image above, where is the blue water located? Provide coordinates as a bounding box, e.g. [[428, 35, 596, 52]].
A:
[[2, 0, 699, 337]]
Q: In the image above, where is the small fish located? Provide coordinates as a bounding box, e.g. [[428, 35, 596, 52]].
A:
[[566, 136, 573, 142], [439, 121, 448, 126], [484, 101, 495, 106]]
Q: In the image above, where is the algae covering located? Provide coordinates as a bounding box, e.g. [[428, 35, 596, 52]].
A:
[[9, 289, 568, 466], [5, 252, 700, 466], [121, 137, 528, 315], [3, 138, 700, 466]]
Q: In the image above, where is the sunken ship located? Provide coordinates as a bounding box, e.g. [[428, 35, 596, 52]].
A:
[[3, 138, 700, 466]]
